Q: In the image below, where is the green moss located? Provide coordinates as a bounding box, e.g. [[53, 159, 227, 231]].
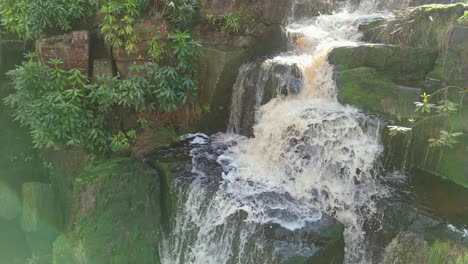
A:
[[60, 158, 161, 264], [329, 45, 436, 82], [436, 139, 467, 188], [337, 67, 398, 115], [384, 234, 468, 264]]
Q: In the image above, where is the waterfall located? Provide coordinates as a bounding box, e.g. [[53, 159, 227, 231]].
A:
[[161, 1, 393, 263]]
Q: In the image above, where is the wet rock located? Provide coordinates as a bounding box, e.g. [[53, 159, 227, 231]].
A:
[[263, 216, 345, 264], [55, 158, 161, 263], [228, 61, 302, 136], [36, 31, 90, 75], [329, 44, 437, 82]]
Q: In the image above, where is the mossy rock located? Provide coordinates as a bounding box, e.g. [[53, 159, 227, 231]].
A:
[[329, 44, 437, 82], [383, 232, 468, 264], [55, 158, 161, 264], [336, 67, 399, 116]]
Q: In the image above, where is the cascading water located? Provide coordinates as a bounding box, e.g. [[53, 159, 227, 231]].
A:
[[161, 1, 394, 263]]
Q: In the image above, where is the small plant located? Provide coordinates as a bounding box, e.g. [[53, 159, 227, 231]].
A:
[[205, 13, 241, 33], [147, 35, 166, 62], [388, 86, 465, 151], [161, 0, 200, 30]]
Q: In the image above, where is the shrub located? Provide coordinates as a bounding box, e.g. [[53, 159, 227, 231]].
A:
[[0, 0, 95, 38]]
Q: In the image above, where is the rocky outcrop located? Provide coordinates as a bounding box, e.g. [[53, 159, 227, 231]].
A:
[[52, 158, 161, 264], [383, 232, 468, 264], [36, 31, 90, 75], [194, 0, 293, 132]]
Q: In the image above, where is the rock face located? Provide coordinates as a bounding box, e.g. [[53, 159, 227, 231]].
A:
[[194, 0, 293, 132], [36, 31, 90, 75], [428, 25, 468, 86], [21, 182, 60, 257], [112, 18, 167, 78], [53, 158, 162, 264], [92, 58, 114, 81]]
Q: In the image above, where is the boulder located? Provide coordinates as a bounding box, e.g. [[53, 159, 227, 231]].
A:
[[54, 158, 162, 264], [36, 31, 90, 75], [335, 66, 420, 117], [329, 44, 437, 82]]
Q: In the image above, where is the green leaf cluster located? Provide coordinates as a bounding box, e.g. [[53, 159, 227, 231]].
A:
[[161, 0, 200, 30], [94, 0, 150, 54], [0, 0, 96, 38], [206, 13, 241, 33]]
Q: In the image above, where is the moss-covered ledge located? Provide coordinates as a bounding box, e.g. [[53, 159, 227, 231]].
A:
[[53, 158, 162, 264]]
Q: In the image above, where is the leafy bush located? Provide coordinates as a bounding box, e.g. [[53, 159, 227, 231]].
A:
[[161, 0, 200, 30], [0, 0, 95, 38], [147, 30, 202, 111], [94, 0, 150, 54], [206, 13, 241, 33], [4, 55, 110, 151]]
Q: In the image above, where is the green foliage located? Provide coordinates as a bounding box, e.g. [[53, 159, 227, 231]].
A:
[[0, 0, 95, 38], [458, 11, 468, 24], [94, 0, 149, 54], [206, 13, 241, 32], [388, 86, 465, 150], [147, 35, 166, 62], [147, 29, 202, 111], [161, 0, 200, 30], [4, 56, 109, 151]]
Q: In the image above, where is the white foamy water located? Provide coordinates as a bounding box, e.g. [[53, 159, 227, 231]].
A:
[[161, 1, 394, 263]]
